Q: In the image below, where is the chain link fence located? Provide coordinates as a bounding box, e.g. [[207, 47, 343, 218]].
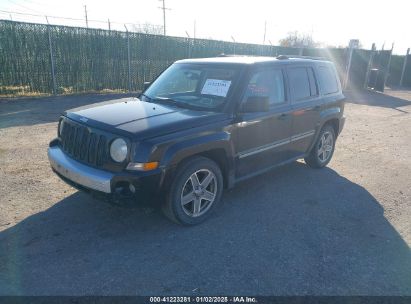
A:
[[1, 20, 410, 96]]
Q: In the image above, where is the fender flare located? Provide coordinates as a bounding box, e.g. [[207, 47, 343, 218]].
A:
[[160, 131, 235, 188], [308, 107, 342, 153]]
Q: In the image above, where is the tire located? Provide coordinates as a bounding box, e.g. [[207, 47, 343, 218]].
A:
[[304, 124, 336, 168], [162, 156, 224, 225]]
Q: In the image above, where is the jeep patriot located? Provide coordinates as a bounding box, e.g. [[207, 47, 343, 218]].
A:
[[48, 55, 346, 225]]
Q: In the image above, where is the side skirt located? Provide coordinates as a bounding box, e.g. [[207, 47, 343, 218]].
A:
[[232, 154, 307, 186]]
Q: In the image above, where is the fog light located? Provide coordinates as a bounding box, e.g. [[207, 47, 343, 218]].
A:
[[126, 161, 159, 171]]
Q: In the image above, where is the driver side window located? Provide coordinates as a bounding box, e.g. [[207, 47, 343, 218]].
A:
[[243, 69, 285, 106]]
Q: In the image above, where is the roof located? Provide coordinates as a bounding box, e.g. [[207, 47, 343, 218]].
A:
[[175, 55, 330, 65]]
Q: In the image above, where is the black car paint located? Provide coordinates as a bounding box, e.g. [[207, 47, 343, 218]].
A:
[[52, 57, 345, 197]]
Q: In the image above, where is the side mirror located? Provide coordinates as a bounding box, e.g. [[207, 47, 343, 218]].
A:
[[143, 82, 151, 90], [241, 96, 270, 112]]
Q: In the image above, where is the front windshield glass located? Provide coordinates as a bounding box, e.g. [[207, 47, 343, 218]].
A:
[[142, 63, 240, 110]]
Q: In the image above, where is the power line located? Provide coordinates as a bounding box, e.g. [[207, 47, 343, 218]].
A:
[[0, 9, 87, 22], [0, 9, 163, 30], [1, 0, 44, 15]]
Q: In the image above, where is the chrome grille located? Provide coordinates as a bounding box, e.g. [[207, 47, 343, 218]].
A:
[[60, 119, 108, 167]]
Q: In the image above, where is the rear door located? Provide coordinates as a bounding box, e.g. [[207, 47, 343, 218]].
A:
[[286, 65, 321, 157], [234, 66, 293, 178]]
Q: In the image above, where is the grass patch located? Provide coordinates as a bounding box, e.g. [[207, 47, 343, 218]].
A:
[[0, 85, 49, 98], [0, 85, 130, 98]]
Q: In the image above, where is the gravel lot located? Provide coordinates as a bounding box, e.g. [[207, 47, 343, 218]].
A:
[[0, 89, 410, 295]]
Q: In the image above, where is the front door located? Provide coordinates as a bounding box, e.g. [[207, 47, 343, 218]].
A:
[[234, 67, 292, 178]]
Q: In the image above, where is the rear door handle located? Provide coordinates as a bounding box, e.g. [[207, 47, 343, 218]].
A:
[[314, 105, 321, 110]]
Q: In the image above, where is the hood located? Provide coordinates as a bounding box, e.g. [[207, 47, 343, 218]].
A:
[[66, 97, 229, 139]]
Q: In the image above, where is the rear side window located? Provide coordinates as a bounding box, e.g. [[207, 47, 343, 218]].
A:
[[318, 65, 339, 94], [287, 67, 317, 101], [243, 69, 285, 106]]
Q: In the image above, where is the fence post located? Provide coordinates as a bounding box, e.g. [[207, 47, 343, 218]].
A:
[[124, 25, 131, 92], [46, 18, 57, 95], [383, 43, 394, 88], [400, 48, 410, 87], [231, 36, 236, 54], [185, 32, 191, 58], [188, 38, 191, 58], [364, 43, 376, 89]]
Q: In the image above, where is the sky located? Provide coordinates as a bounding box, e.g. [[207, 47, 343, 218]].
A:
[[0, 0, 410, 54]]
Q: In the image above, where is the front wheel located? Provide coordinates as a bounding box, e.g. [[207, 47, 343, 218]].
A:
[[304, 124, 336, 168], [162, 157, 223, 225]]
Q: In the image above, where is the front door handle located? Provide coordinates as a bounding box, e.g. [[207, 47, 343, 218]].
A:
[[278, 113, 288, 120]]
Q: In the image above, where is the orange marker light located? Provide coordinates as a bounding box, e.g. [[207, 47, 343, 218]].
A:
[[126, 161, 159, 171], [143, 162, 159, 171]]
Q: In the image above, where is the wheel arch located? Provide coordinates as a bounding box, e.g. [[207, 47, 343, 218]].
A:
[[160, 133, 235, 192], [323, 118, 340, 137]]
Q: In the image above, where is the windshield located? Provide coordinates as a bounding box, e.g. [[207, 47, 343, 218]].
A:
[[142, 63, 240, 110]]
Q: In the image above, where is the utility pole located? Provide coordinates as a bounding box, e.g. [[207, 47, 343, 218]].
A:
[[158, 0, 170, 36], [108, 18, 111, 31], [124, 24, 131, 92], [45, 16, 57, 95], [84, 5, 88, 28], [193, 20, 196, 39], [263, 21, 266, 45]]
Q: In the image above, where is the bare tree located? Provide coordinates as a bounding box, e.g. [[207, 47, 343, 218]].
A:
[[130, 22, 164, 35], [279, 31, 319, 48]]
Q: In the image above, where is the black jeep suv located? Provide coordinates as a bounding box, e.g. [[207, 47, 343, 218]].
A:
[[48, 56, 345, 225]]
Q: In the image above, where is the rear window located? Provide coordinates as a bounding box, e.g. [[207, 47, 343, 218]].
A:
[[318, 65, 339, 94]]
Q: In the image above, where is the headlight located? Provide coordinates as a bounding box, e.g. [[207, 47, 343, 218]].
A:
[[110, 138, 128, 162], [58, 119, 64, 137]]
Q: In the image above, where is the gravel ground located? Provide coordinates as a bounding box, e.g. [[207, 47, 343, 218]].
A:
[[0, 89, 410, 295]]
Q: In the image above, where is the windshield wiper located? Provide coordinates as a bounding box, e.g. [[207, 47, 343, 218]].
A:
[[152, 97, 177, 103], [139, 93, 152, 101], [142, 95, 207, 111], [150, 97, 186, 108], [140, 94, 176, 105]]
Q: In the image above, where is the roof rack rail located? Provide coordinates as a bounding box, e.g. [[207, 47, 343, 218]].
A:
[[217, 53, 250, 57], [276, 55, 329, 61]]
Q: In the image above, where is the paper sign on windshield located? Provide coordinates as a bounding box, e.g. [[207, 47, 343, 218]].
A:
[[201, 79, 231, 97]]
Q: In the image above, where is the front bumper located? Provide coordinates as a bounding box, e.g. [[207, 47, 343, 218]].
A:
[[48, 146, 113, 193], [48, 146, 163, 197]]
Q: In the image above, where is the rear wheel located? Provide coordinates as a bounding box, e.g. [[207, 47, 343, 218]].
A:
[[162, 157, 223, 225], [304, 124, 336, 168]]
